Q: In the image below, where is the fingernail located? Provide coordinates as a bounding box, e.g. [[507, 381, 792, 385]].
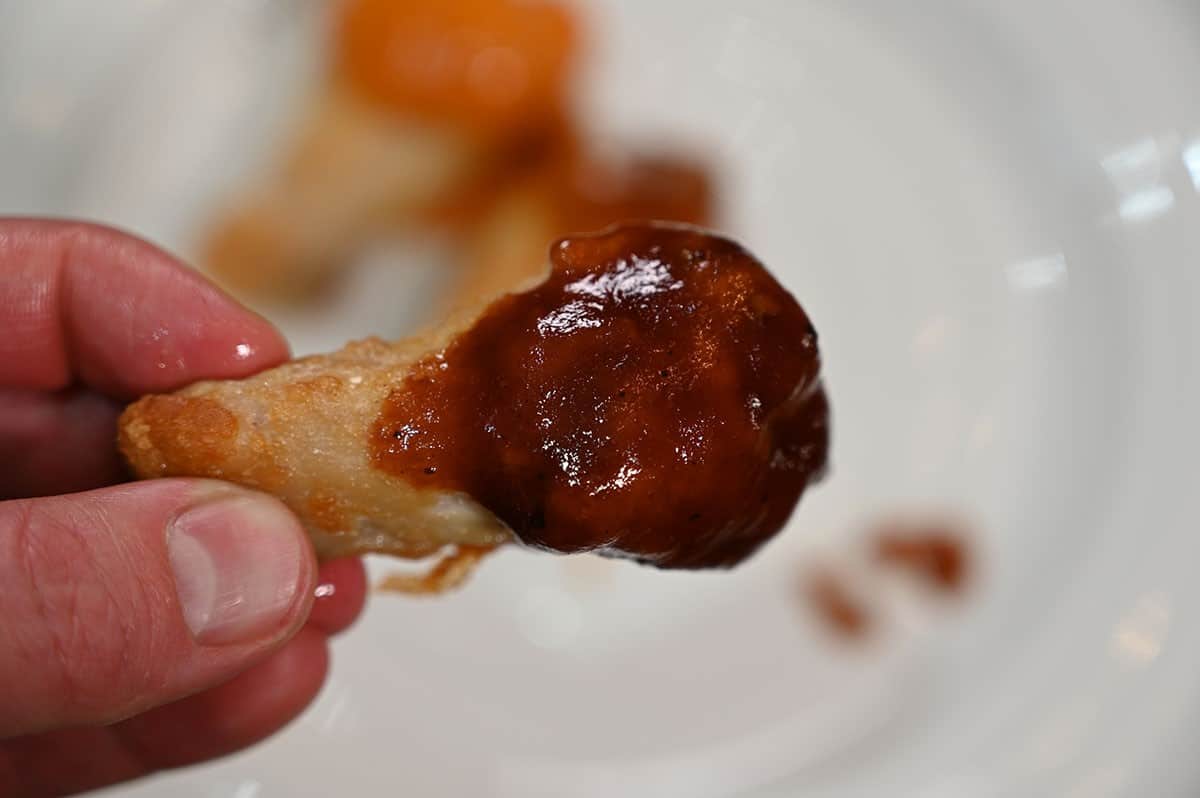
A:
[[168, 494, 309, 645]]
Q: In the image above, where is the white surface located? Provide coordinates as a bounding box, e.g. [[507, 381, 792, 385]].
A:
[[2, 1, 1199, 795]]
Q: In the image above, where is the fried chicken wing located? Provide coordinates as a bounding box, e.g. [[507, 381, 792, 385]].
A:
[[204, 0, 579, 301], [121, 224, 829, 586], [203, 86, 481, 300]]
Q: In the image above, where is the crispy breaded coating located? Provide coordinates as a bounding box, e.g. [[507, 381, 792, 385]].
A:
[[119, 309, 516, 562]]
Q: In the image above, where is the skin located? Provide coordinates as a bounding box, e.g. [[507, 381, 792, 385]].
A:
[[0, 219, 367, 796]]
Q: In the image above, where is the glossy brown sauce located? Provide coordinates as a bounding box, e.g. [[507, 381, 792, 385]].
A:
[[873, 522, 970, 593], [372, 223, 829, 568], [801, 518, 972, 640], [805, 569, 871, 639]]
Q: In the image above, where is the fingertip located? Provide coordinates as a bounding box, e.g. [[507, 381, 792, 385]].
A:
[[167, 487, 319, 647], [68, 246, 293, 396], [0, 218, 292, 397], [187, 277, 292, 375]]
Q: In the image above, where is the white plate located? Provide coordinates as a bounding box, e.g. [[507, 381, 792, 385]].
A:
[[2, 1, 1199, 795]]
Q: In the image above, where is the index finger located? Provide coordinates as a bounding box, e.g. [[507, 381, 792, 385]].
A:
[[0, 218, 290, 398]]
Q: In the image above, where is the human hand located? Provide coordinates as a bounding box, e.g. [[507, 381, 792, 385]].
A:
[[0, 219, 367, 797]]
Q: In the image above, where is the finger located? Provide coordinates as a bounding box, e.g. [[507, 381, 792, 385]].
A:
[[0, 627, 329, 798], [308, 557, 368, 635], [0, 218, 289, 397], [0, 479, 317, 738], [0, 388, 126, 500]]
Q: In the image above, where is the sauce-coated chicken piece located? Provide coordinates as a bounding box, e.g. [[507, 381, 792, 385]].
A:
[[121, 224, 829, 588]]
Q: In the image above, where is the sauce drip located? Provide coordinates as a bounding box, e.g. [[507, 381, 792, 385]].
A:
[[873, 523, 970, 593], [806, 569, 871, 639], [372, 223, 829, 568]]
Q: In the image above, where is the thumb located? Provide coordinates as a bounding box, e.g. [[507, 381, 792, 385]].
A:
[[0, 479, 316, 739]]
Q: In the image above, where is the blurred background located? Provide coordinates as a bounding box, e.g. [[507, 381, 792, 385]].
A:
[[2, 1, 1200, 795]]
